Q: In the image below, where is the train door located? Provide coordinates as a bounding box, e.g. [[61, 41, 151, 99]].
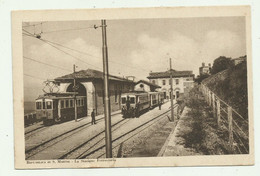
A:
[[58, 99, 61, 118]]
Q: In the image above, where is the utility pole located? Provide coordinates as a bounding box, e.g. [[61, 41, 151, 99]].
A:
[[169, 58, 174, 122], [101, 19, 112, 158], [73, 64, 78, 122]]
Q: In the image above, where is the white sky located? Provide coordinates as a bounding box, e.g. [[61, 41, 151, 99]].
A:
[[23, 17, 246, 101]]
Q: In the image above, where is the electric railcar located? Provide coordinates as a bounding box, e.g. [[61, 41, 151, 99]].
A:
[[35, 93, 87, 125], [121, 91, 164, 118]]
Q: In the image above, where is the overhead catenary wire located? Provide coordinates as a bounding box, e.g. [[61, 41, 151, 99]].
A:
[[42, 26, 95, 34], [22, 22, 46, 28], [23, 28, 151, 73], [38, 37, 150, 72], [39, 38, 102, 70], [23, 73, 48, 81], [22, 30, 102, 70], [23, 56, 71, 72]]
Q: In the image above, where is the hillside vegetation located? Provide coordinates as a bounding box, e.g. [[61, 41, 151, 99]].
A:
[[202, 61, 248, 118]]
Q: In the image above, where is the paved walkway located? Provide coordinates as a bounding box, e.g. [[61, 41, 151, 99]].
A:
[[158, 107, 199, 157]]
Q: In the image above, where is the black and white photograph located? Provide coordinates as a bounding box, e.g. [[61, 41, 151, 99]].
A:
[[12, 6, 254, 168]]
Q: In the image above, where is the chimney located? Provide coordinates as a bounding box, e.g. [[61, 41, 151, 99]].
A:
[[202, 62, 205, 67]]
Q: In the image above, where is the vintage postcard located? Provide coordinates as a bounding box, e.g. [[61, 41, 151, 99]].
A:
[[12, 6, 254, 169]]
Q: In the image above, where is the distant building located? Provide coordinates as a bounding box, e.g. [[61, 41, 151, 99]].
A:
[[199, 62, 211, 76], [55, 69, 135, 116], [134, 80, 161, 92], [147, 69, 194, 99], [232, 55, 246, 65], [125, 76, 136, 81]]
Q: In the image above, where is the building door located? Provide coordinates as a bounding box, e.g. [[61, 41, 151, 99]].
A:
[[176, 91, 180, 98]]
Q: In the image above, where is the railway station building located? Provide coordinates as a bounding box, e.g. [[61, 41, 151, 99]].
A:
[[147, 69, 194, 99], [134, 80, 161, 92], [55, 69, 135, 116]]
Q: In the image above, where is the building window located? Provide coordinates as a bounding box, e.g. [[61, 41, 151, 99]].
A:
[[176, 79, 179, 85], [152, 80, 155, 84], [162, 80, 166, 85]]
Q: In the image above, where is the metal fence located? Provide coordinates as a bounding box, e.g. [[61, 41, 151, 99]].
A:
[[24, 112, 38, 126], [200, 84, 249, 154]]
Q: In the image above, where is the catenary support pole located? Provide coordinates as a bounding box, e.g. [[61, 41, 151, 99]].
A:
[[169, 58, 174, 122], [101, 19, 112, 158], [73, 64, 78, 122]]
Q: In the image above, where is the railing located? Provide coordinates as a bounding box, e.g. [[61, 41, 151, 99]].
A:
[[200, 84, 249, 154], [24, 112, 38, 126]]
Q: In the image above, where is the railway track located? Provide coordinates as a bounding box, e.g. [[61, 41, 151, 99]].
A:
[[25, 112, 120, 159], [61, 109, 171, 159], [25, 125, 45, 135], [59, 118, 132, 159], [25, 125, 47, 139]]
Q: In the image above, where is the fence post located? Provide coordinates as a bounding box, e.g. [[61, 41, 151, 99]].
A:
[[206, 88, 209, 104], [227, 106, 234, 151], [209, 91, 212, 106], [212, 94, 216, 117], [216, 98, 220, 127]]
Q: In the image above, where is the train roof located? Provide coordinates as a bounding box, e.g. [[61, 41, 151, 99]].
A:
[[36, 92, 85, 100], [122, 92, 149, 96]]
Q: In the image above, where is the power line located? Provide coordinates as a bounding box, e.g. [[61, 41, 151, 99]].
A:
[[39, 38, 102, 70], [40, 38, 100, 59], [22, 22, 45, 28], [22, 29, 35, 36], [23, 73, 47, 80], [42, 26, 95, 34], [22, 28, 150, 76], [22, 30, 102, 70], [43, 38, 150, 72], [23, 56, 71, 72], [38, 37, 150, 72]]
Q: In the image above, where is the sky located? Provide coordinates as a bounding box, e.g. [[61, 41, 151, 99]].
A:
[[23, 17, 246, 102]]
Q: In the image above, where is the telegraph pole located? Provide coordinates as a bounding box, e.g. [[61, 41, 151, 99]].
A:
[[101, 19, 112, 158], [169, 58, 174, 122], [73, 64, 78, 122]]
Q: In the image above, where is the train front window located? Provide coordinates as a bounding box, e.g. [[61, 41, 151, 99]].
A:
[[36, 102, 42, 109], [65, 100, 69, 108], [61, 100, 64, 108], [42, 101, 45, 109], [70, 99, 74, 107], [121, 97, 126, 104], [46, 101, 52, 109], [130, 97, 135, 104]]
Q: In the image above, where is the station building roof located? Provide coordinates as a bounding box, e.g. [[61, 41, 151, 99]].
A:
[[55, 69, 135, 84], [147, 69, 194, 79], [136, 79, 161, 89]]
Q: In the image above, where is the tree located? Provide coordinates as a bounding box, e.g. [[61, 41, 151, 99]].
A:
[[195, 73, 210, 84], [210, 56, 234, 75]]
